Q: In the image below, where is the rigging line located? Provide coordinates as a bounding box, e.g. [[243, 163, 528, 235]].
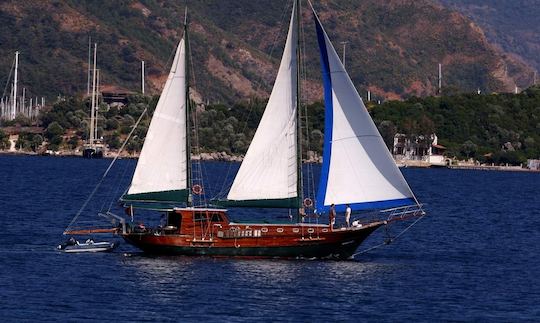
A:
[[299, 3, 315, 204], [352, 213, 426, 257], [187, 34, 208, 207], [299, 0, 317, 210], [106, 156, 133, 213], [64, 108, 148, 234]]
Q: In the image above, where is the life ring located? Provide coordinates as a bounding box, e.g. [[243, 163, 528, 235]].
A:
[[303, 198, 313, 208], [192, 184, 203, 195]]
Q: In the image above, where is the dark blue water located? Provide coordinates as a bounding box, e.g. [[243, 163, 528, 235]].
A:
[[1, 155, 539, 321]]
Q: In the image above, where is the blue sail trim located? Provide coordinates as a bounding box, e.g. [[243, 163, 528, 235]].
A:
[[318, 198, 416, 213], [313, 13, 334, 213]]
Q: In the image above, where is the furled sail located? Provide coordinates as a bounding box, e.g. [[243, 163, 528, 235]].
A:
[[123, 37, 188, 203], [222, 1, 299, 208], [312, 9, 415, 213]]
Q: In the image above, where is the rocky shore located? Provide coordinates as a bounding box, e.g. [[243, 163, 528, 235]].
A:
[[0, 148, 325, 163]]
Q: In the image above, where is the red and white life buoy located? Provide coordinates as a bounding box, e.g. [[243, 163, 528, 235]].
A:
[[192, 184, 203, 195], [303, 198, 313, 208]]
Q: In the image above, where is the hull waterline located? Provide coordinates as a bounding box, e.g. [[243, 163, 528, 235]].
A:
[[122, 222, 383, 259]]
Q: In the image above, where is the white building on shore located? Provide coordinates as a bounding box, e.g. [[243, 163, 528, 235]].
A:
[[393, 133, 447, 166]]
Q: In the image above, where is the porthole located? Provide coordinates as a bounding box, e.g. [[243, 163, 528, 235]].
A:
[[277, 228, 284, 233], [307, 228, 315, 233], [261, 227, 268, 233]]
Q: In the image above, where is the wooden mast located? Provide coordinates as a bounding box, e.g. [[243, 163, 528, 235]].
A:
[[295, 0, 304, 222], [184, 9, 193, 207]]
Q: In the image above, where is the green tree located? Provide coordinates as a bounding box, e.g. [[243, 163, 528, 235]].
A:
[[31, 134, 44, 152], [45, 122, 64, 140], [0, 129, 10, 150], [460, 140, 478, 159]]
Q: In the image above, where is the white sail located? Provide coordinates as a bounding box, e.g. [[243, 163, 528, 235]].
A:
[[126, 38, 188, 201], [313, 11, 415, 212], [226, 2, 298, 206]]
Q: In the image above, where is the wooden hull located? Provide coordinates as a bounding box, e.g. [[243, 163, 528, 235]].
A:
[[122, 222, 383, 259]]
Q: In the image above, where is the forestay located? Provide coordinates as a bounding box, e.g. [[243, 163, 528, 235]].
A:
[[123, 37, 188, 203], [224, 1, 299, 208], [312, 9, 415, 213]]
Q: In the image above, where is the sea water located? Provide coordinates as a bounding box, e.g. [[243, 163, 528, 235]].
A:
[[0, 155, 538, 321]]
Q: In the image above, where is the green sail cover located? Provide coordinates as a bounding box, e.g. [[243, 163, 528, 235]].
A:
[[122, 189, 189, 204], [212, 197, 301, 209]]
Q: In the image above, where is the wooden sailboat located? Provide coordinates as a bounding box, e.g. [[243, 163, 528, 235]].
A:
[[119, 2, 424, 259]]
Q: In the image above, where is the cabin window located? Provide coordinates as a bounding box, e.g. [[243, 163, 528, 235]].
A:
[[167, 212, 181, 229], [211, 213, 223, 222], [194, 212, 208, 222]]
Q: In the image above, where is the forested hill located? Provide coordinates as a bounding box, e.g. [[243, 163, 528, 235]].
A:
[[439, 0, 540, 81], [0, 0, 535, 104]]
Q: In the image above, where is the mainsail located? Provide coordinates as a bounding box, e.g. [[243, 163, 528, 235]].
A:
[[123, 36, 189, 203], [222, 1, 300, 208], [312, 8, 415, 213]]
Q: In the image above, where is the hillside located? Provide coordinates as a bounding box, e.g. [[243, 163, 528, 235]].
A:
[[0, 0, 535, 104], [439, 0, 540, 87]]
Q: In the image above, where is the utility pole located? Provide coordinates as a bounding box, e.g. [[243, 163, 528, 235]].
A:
[[141, 60, 145, 95], [87, 36, 91, 96], [340, 41, 348, 68], [438, 63, 442, 96]]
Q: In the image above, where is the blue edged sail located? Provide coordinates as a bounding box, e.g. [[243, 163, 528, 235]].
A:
[[312, 9, 415, 213], [123, 37, 189, 203]]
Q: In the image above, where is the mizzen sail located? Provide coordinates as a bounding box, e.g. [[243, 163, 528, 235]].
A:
[[312, 9, 415, 213], [123, 37, 188, 203]]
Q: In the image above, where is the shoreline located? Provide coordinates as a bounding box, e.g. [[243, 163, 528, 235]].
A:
[[1, 150, 539, 173]]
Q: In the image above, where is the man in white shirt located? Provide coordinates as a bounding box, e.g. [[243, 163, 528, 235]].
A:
[[345, 204, 351, 228]]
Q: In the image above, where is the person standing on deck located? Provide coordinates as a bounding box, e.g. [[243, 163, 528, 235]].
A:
[[329, 204, 336, 231], [345, 204, 351, 228]]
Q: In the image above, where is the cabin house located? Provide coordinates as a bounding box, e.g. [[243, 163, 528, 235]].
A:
[[393, 133, 447, 165], [100, 85, 135, 105], [527, 159, 540, 171]]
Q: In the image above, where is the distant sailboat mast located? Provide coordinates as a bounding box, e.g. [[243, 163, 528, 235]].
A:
[[95, 68, 100, 142], [12, 51, 19, 120], [90, 43, 97, 148]]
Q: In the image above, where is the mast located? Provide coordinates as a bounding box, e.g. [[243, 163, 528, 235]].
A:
[[22, 88, 25, 117], [12, 51, 19, 120], [96, 68, 100, 142], [90, 43, 97, 147], [184, 9, 192, 206], [295, 0, 303, 221]]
